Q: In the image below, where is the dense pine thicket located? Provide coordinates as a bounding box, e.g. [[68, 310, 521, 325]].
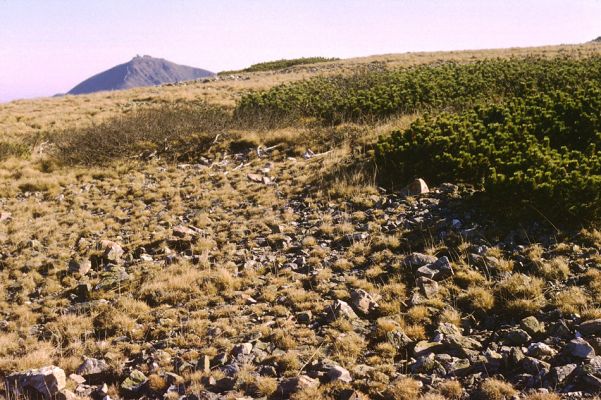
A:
[[235, 56, 601, 124], [376, 85, 601, 223], [220, 57, 339, 75]]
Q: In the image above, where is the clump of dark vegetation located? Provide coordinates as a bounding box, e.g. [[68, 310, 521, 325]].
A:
[[376, 85, 601, 224], [0, 141, 30, 161], [235, 56, 601, 125], [219, 56, 338, 75], [52, 101, 231, 165]]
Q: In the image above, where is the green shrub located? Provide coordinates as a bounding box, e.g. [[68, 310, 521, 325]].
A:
[[235, 56, 601, 125], [375, 85, 601, 223], [220, 57, 338, 75]]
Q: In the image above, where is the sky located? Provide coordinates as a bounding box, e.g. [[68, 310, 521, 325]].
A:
[[0, 0, 600, 102]]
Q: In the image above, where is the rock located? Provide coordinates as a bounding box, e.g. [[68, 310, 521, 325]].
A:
[[327, 365, 352, 383], [199, 355, 211, 372], [6, 365, 66, 400], [98, 240, 124, 262], [247, 173, 263, 183], [522, 356, 551, 375], [504, 328, 531, 345], [76, 358, 110, 383], [566, 338, 595, 358], [404, 253, 438, 268], [68, 374, 85, 385], [232, 343, 253, 356], [417, 277, 439, 298], [548, 320, 572, 339], [68, 259, 92, 275], [527, 342, 557, 359], [445, 334, 482, 356], [416, 256, 453, 280], [400, 178, 429, 196], [414, 341, 444, 357], [328, 300, 359, 320], [510, 347, 526, 365], [549, 363, 577, 384], [121, 369, 147, 393], [0, 211, 12, 222], [277, 375, 319, 397], [521, 316, 545, 336], [173, 225, 199, 238], [297, 311, 312, 324], [578, 319, 601, 336], [350, 289, 379, 315]]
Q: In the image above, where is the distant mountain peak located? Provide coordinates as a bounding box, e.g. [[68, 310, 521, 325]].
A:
[[67, 56, 214, 95]]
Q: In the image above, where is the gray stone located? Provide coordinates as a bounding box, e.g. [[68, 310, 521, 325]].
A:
[[7, 366, 66, 400], [445, 334, 482, 356], [578, 319, 601, 336], [69, 259, 92, 275], [549, 363, 577, 384], [277, 375, 319, 397], [400, 178, 429, 196], [76, 358, 110, 378], [99, 240, 124, 262], [417, 277, 439, 298], [68, 374, 85, 385], [527, 342, 557, 359], [327, 365, 352, 383], [350, 289, 379, 315], [521, 316, 545, 336], [414, 341, 444, 357], [416, 256, 453, 280], [404, 253, 438, 268], [232, 342, 253, 356], [522, 356, 551, 375], [329, 300, 359, 320], [566, 338, 595, 359], [504, 328, 531, 345]]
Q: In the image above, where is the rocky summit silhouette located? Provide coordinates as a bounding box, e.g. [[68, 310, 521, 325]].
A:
[[67, 55, 214, 95]]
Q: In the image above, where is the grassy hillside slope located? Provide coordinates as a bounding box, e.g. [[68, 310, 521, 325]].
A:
[[0, 43, 600, 400]]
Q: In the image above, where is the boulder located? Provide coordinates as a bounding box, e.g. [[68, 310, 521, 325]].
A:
[[578, 319, 601, 336], [6, 365, 66, 400], [68, 259, 92, 275], [404, 253, 438, 268], [327, 365, 352, 383], [417, 277, 439, 298], [76, 358, 110, 383], [416, 256, 453, 280], [527, 342, 557, 359], [520, 316, 545, 337], [400, 178, 429, 196], [277, 375, 319, 397], [504, 328, 531, 345], [328, 300, 359, 320], [232, 342, 253, 356], [548, 363, 577, 385], [350, 289, 379, 315], [566, 338, 595, 359], [98, 240, 124, 262]]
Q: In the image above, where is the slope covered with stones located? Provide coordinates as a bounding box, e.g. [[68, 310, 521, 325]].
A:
[[1, 143, 601, 399]]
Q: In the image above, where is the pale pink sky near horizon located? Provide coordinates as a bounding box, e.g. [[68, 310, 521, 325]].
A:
[[1, 0, 600, 103]]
